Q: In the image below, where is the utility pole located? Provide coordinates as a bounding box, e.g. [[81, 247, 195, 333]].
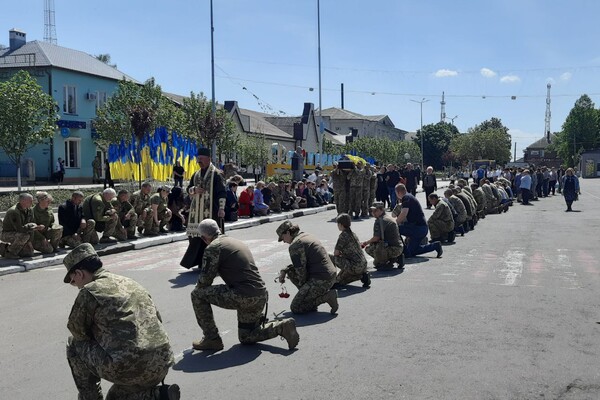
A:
[[440, 91, 446, 123], [411, 98, 429, 168], [340, 83, 344, 109], [44, 0, 57, 44], [545, 83, 552, 143], [210, 0, 217, 163], [317, 0, 324, 160]]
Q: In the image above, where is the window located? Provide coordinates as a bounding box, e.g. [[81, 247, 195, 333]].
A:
[[63, 85, 77, 114], [96, 91, 107, 111], [64, 138, 81, 168]]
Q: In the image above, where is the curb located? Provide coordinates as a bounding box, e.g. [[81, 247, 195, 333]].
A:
[[0, 204, 337, 277]]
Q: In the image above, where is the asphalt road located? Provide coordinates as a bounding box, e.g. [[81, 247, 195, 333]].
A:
[[1, 180, 600, 400]]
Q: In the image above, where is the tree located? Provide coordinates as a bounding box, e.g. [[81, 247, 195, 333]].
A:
[[343, 137, 421, 165], [413, 122, 459, 169], [551, 95, 600, 167], [0, 70, 58, 190], [95, 53, 117, 68], [180, 92, 238, 162], [450, 118, 512, 165], [238, 133, 270, 169]]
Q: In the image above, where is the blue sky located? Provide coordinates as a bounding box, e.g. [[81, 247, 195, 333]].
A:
[[2, 1, 600, 159]]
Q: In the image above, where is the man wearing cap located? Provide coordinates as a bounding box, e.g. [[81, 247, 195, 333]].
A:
[[181, 147, 227, 269], [32, 191, 63, 253], [276, 220, 339, 314], [0, 193, 42, 259], [361, 201, 403, 269], [145, 186, 172, 235], [58, 191, 99, 248], [130, 181, 154, 234], [82, 188, 120, 243], [190, 219, 299, 351], [111, 189, 138, 240], [63, 243, 179, 400]]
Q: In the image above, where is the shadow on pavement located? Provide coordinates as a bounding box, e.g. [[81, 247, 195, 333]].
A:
[[369, 268, 404, 279], [169, 269, 200, 289], [173, 343, 292, 372], [337, 285, 368, 298], [404, 257, 430, 265], [280, 311, 337, 327]]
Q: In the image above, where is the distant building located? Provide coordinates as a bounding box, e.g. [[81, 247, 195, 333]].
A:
[[580, 149, 600, 178], [319, 107, 407, 141], [0, 29, 137, 183], [523, 134, 562, 168]]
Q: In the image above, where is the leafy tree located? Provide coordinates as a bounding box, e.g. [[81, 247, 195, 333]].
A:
[[180, 92, 238, 162], [95, 53, 117, 68], [238, 133, 270, 169], [0, 70, 58, 190], [343, 137, 421, 165], [450, 118, 512, 165], [551, 95, 600, 167], [413, 122, 459, 169]]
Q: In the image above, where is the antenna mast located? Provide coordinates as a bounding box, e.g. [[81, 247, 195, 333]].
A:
[[440, 91, 446, 122], [44, 0, 57, 44], [544, 83, 551, 143]]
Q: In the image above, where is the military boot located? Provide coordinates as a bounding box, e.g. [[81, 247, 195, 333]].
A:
[[158, 383, 180, 400], [360, 272, 371, 288], [0, 242, 6, 257], [279, 318, 300, 350], [192, 336, 224, 351], [323, 289, 338, 314]]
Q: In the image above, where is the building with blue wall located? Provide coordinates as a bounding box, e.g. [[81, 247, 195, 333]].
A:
[[0, 29, 138, 183]]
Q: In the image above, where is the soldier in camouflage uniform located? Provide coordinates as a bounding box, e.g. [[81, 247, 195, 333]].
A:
[[130, 182, 153, 234], [111, 189, 138, 240], [470, 183, 487, 218], [146, 186, 172, 235], [369, 164, 377, 211], [0, 193, 40, 259], [347, 161, 365, 219], [331, 163, 349, 215], [360, 165, 372, 218], [190, 219, 300, 351], [427, 194, 455, 242], [63, 243, 179, 400], [58, 191, 98, 248], [330, 213, 369, 288], [362, 202, 403, 269], [269, 180, 284, 213], [481, 180, 499, 214], [31, 191, 63, 253], [82, 188, 119, 243], [276, 220, 338, 314]]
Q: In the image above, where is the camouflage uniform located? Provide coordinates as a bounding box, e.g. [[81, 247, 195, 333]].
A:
[[130, 190, 152, 232], [364, 213, 403, 268], [369, 167, 377, 210], [111, 198, 138, 240], [360, 168, 372, 217], [347, 166, 365, 217], [66, 267, 174, 400], [428, 200, 455, 239], [472, 186, 487, 217], [0, 203, 35, 258], [32, 204, 63, 253], [281, 231, 337, 314], [58, 199, 99, 248], [191, 235, 293, 344], [82, 193, 118, 239], [330, 230, 367, 285], [331, 168, 349, 214], [148, 193, 171, 234], [447, 195, 467, 226], [270, 185, 283, 212], [481, 184, 498, 213]]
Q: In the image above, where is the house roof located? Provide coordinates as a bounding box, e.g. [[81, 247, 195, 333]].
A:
[[324, 129, 347, 146], [320, 107, 388, 123], [525, 134, 557, 150], [0, 40, 138, 82], [238, 108, 293, 139]]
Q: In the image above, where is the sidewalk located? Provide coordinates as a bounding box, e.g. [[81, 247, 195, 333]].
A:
[[0, 179, 449, 277]]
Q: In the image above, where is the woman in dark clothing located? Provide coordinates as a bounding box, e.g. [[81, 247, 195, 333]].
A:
[[168, 186, 187, 231], [561, 168, 580, 212], [224, 182, 239, 221], [103, 159, 114, 189], [261, 183, 273, 206], [376, 166, 390, 207]]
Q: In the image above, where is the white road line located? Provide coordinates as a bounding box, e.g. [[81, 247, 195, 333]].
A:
[[499, 250, 524, 286]]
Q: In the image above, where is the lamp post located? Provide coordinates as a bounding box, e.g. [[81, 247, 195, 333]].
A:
[[410, 98, 429, 168], [210, 0, 217, 163], [317, 0, 324, 159], [448, 115, 458, 125]]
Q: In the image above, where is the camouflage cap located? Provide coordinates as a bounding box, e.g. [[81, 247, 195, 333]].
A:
[[276, 220, 295, 242], [369, 201, 385, 210], [63, 243, 97, 283]]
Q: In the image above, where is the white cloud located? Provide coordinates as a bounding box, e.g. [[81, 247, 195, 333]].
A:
[[480, 68, 497, 78], [560, 72, 572, 81], [500, 75, 521, 83], [434, 69, 458, 78]]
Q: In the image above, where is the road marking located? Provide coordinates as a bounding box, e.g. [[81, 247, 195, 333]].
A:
[[499, 250, 524, 286]]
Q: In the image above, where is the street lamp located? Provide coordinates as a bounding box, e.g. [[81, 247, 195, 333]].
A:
[[410, 98, 429, 168], [448, 115, 458, 125]]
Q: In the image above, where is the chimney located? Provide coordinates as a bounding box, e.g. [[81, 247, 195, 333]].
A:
[[9, 29, 26, 51]]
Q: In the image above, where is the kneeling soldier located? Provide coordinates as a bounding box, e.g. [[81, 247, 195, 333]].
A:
[[0, 193, 41, 258], [112, 189, 138, 240], [191, 219, 299, 351], [361, 201, 403, 269], [32, 191, 63, 253], [58, 191, 98, 248]]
